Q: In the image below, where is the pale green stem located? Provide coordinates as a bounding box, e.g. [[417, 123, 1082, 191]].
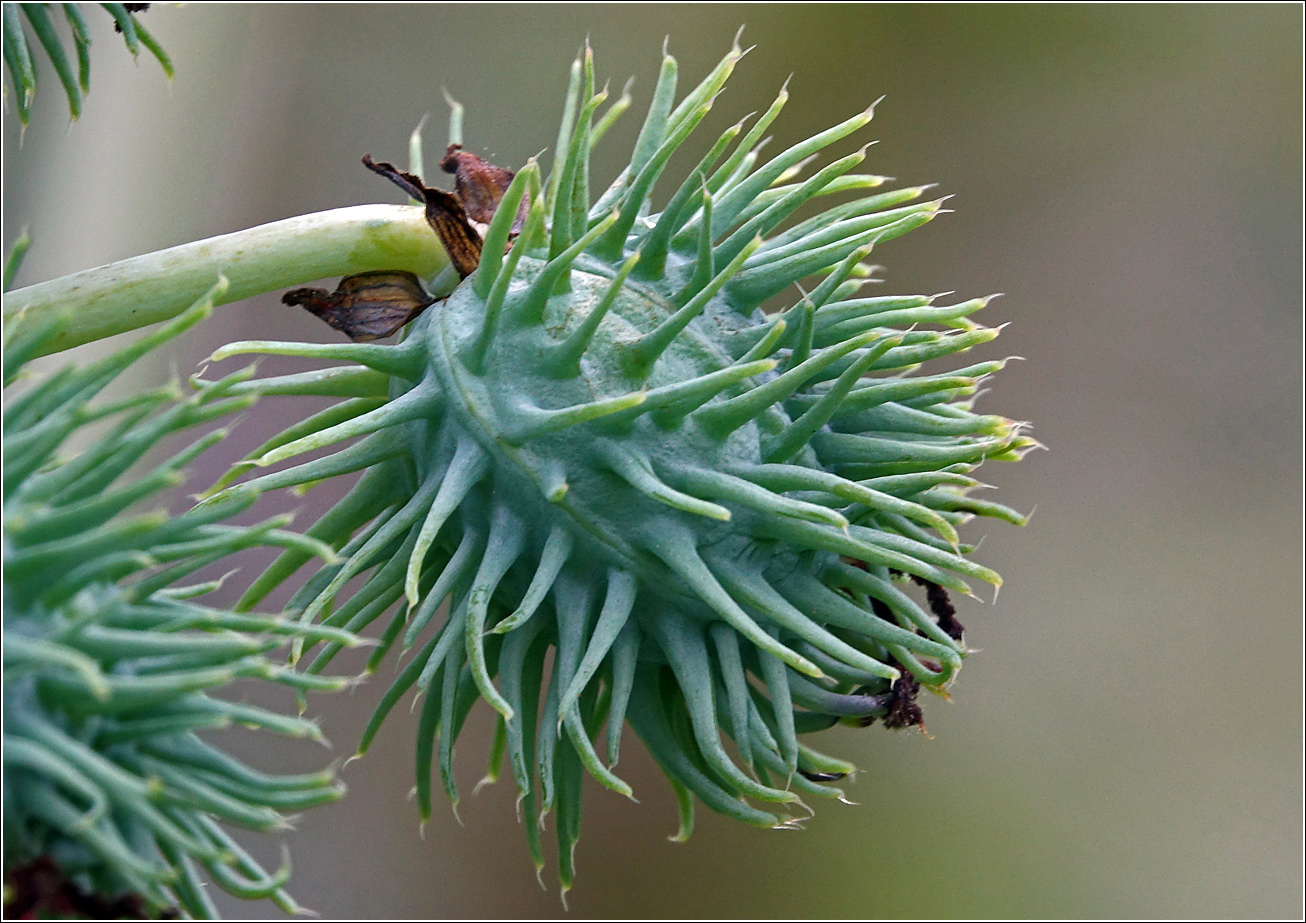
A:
[[2, 204, 449, 357]]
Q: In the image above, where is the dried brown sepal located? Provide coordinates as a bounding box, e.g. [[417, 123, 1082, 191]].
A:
[[3, 855, 176, 920], [440, 144, 528, 232], [283, 271, 436, 342], [362, 154, 483, 277]]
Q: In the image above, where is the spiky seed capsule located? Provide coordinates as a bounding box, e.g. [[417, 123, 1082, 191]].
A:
[[212, 38, 1035, 892], [1, 285, 358, 918]]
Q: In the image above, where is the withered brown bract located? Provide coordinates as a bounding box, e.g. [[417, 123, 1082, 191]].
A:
[[361, 154, 485, 277], [440, 144, 528, 233], [283, 271, 435, 341], [294, 151, 526, 341]]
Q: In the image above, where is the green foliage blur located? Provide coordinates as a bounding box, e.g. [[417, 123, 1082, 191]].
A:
[[3, 4, 1300, 918]]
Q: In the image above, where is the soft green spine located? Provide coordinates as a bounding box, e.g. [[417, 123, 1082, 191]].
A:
[[209, 38, 1035, 894], [2, 282, 363, 917]]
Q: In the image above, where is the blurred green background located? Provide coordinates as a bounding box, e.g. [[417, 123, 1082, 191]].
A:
[[3, 4, 1301, 918]]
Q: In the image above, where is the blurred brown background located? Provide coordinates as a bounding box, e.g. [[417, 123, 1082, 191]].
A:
[[3, 4, 1302, 918]]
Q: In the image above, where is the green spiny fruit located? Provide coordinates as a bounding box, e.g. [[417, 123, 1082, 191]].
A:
[[206, 38, 1035, 894], [2, 283, 362, 918]]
